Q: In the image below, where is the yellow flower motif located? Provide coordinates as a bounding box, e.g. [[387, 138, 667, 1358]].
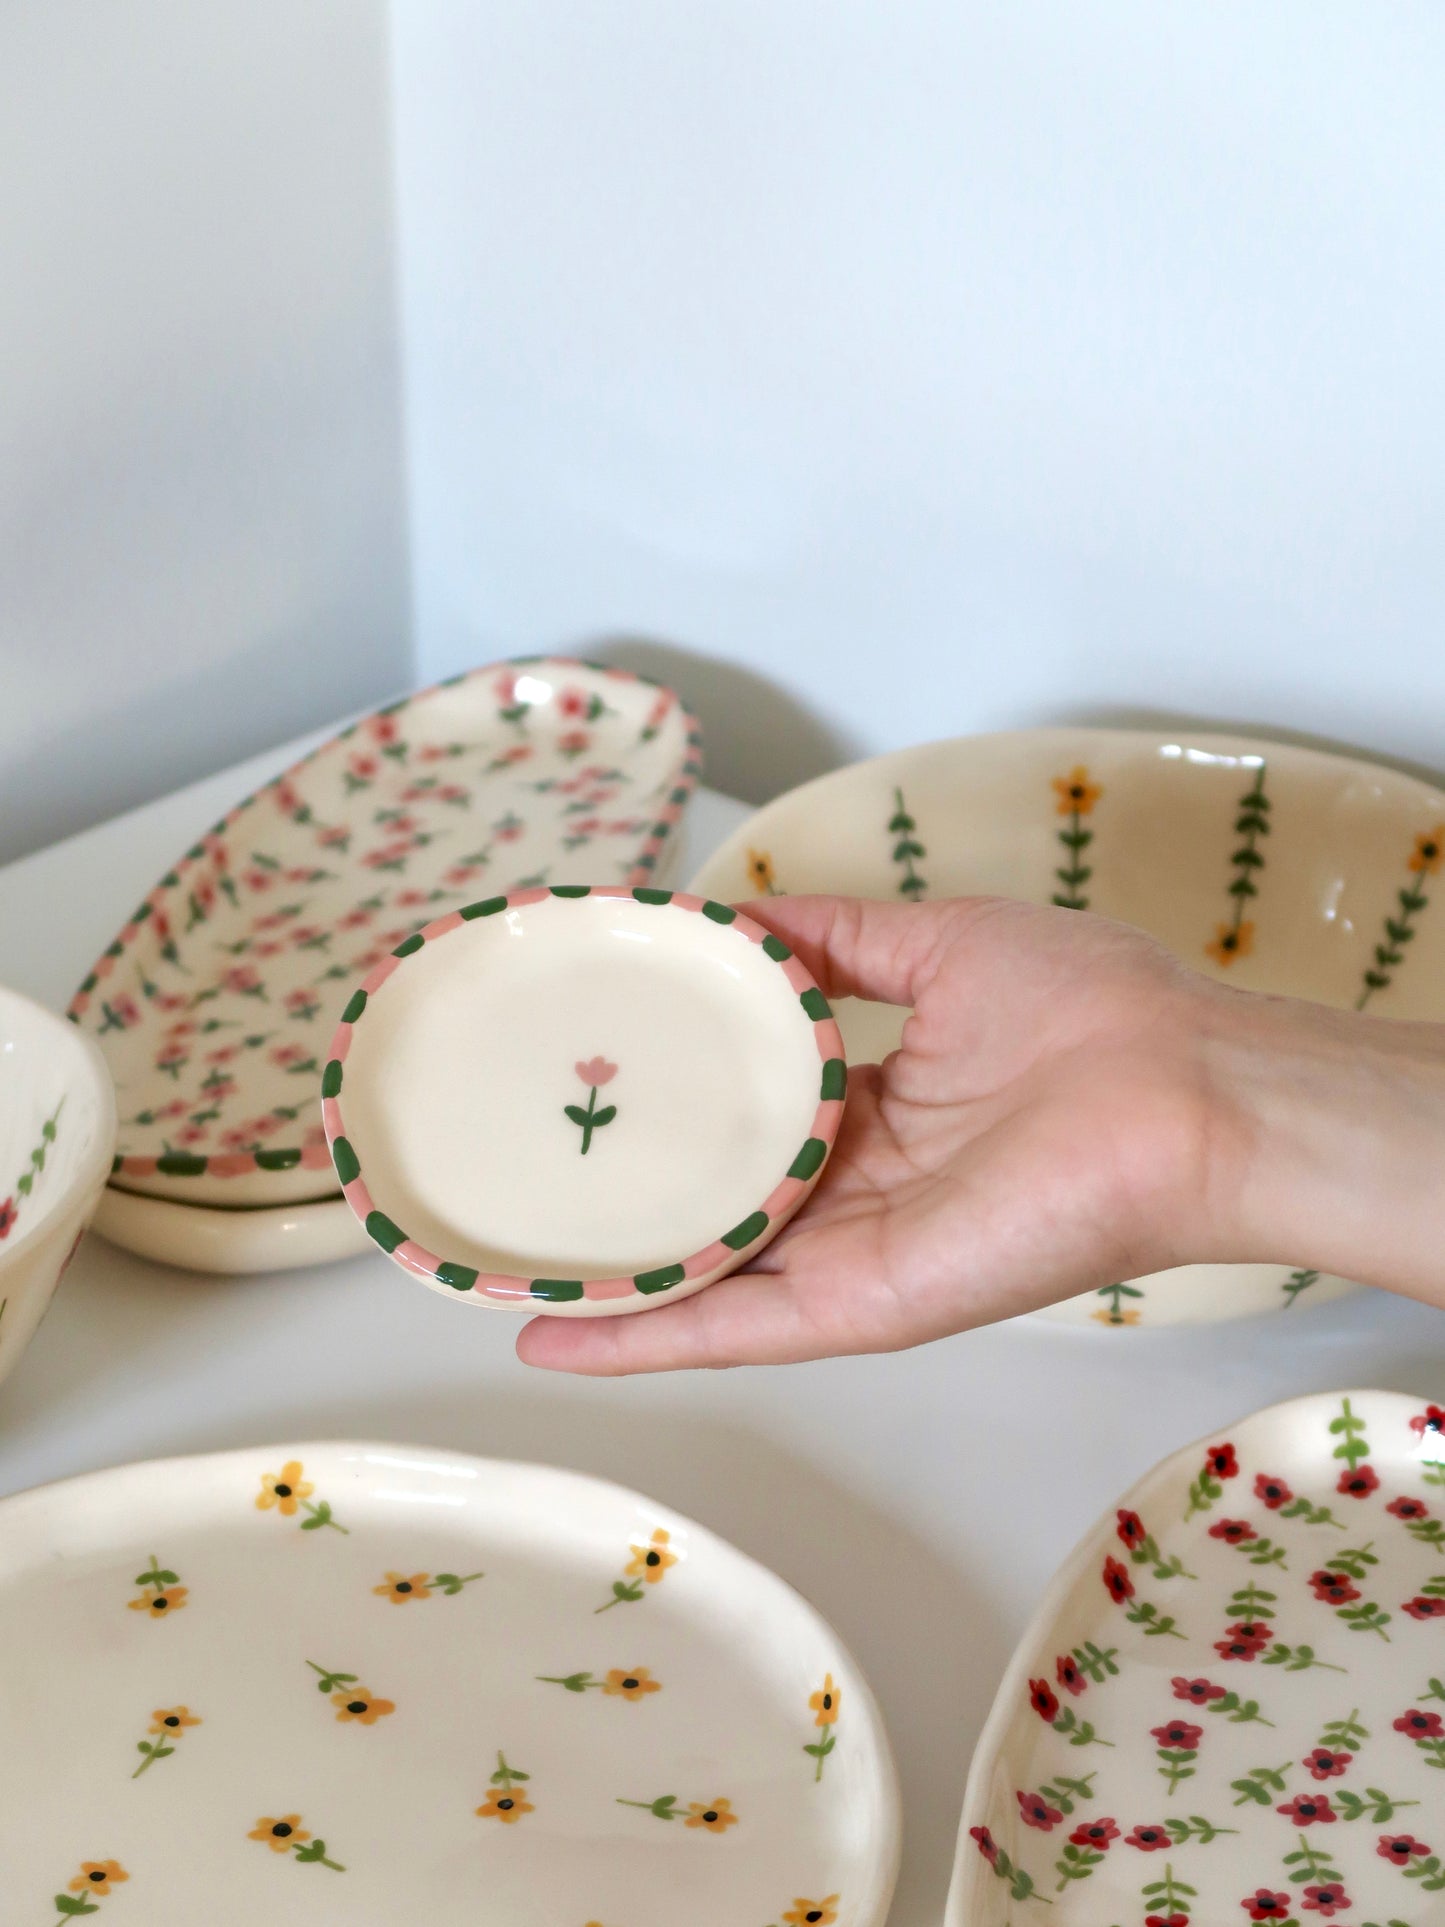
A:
[[1205, 919, 1254, 966], [127, 1585, 188, 1618], [809, 1673, 841, 1727], [624, 1528, 677, 1584], [331, 1687, 395, 1725], [149, 1705, 200, 1736], [249, 1815, 310, 1853], [747, 848, 777, 893], [1052, 767, 1102, 817], [602, 1667, 661, 1700], [1409, 826, 1445, 875], [70, 1861, 128, 1897], [373, 1570, 432, 1603], [475, 1785, 534, 1824], [685, 1797, 738, 1832], [1091, 1307, 1142, 1327], [785, 1900, 840, 1927], [256, 1460, 313, 1516]]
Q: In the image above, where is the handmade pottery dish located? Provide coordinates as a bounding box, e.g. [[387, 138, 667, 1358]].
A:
[[0, 1441, 901, 1923], [692, 727, 1445, 1326], [0, 985, 116, 1390], [89, 1187, 369, 1275], [947, 1386, 1445, 1927], [323, 887, 847, 1315], [71, 658, 702, 1216]]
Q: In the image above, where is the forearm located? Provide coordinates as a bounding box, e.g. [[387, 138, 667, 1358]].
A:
[[1201, 986, 1445, 1306]]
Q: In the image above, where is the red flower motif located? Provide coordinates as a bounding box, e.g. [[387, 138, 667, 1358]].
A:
[[1408, 1405, 1445, 1438], [1016, 1790, 1063, 1832], [559, 729, 590, 754], [1173, 1676, 1226, 1704], [1337, 1465, 1379, 1499], [1069, 1818, 1119, 1848], [1028, 1678, 1060, 1723], [221, 966, 262, 995], [1403, 1595, 1445, 1619], [1214, 1622, 1271, 1661], [1378, 1833, 1431, 1863], [575, 1056, 618, 1088], [1151, 1720, 1203, 1750], [1278, 1794, 1336, 1827], [558, 687, 590, 718], [1302, 1746, 1353, 1780], [1206, 1443, 1239, 1479], [1102, 1556, 1135, 1604], [1241, 1890, 1293, 1920], [1209, 1519, 1257, 1545], [1056, 1654, 1086, 1697], [0, 1197, 15, 1240], [1125, 1824, 1172, 1852], [969, 1825, 999, 1866], [370, 714, 399, 745], [1301, 1884, 1351, 1917], [1145, 1916, 1190, 1927], [1116, 1509, 1147, 1549], [1394, 1709, 1445, 1740], [1386, 1495, 1429, 1520], [1310, 1568, 1360, 1605], [1254, 1474, 1293, 1509]]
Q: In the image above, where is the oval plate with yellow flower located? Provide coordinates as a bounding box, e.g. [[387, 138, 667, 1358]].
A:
[[692, 727, 1445, 1327], [0, 1441, 900, 1924]]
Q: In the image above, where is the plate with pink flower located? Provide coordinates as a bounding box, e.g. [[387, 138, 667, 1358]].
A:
[[948, 1388, 1445, 1927]]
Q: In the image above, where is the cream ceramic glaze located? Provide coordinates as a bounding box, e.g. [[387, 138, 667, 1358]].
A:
[[0, 985, 115, 1390], [72, 657, 702, 1212], [325, 888, 847, 1315], [0, 1441, 901, 1924], [91, 1187, 369, 1275], [692, 727, 1445, 1326], [947, 1387, 1445, 1927]]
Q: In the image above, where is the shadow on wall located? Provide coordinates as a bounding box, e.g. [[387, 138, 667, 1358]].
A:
[[583, 635, 863, 806]]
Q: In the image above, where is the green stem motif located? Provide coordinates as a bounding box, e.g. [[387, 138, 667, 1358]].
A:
[[888, 788, 927, 898], [12, 1099, 63, 1214], [1209, 762, 1268, 964], [1142, 1863, 1197, 1917], [1282, 1267, 1320, 1307], [1357, 825, 1442, 1008], [565, 1058, 618, 1155], [1095, 1281, 1145, 1325], [1052, 772, 1097, 910], [1329, 1397, 1370, 1471], [298, 1499, 348, 1535], [1262, 1641, 1346, 1674], [306, 1661, 358, 1694]]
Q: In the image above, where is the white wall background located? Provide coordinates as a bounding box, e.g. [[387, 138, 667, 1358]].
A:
[[392, 2, 1445, 804], [0, 1, 410, 863]]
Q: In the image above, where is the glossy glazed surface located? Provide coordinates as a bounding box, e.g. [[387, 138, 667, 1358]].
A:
[[0, 985, 115, 1390], [0, 1442, 900, 1924], [948, 1388, 1445, 1927], [693, 728, 1445, 1325], [325, 889, 846, 1315], [74, 659, 702, 1209]]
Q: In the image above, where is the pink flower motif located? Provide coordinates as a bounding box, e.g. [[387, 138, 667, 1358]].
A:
[[371, 714, 399, 745], [177, 1123, 210, 1145], [111, 995, 141, 1027], [576, 1057, 618, 1088], [0, 1197, 16, 1239], [270, 1044, 307, 1067]]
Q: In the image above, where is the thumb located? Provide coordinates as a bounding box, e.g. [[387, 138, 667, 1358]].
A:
[[736, 893, 990, 1008]]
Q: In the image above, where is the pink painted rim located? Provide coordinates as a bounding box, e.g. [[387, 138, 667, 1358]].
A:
[[321, 886, 847, 1308]]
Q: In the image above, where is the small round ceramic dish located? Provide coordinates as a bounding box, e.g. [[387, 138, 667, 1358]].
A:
[[91, 1187, 368, 1276], [0, 984, 116, 1391], [0, 1442, 901, 1924], [323, 887, 847, 1315]]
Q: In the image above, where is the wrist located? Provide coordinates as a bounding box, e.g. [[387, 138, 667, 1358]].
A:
[[1196, 984, 1445, 1301]]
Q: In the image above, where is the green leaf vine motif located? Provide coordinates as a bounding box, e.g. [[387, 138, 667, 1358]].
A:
[[566, 1055, 618, 1155], [1357, 823, 1444, 1008], [1282, 1267, 1320, 1307], [887, 788, 927, 899], [1051, 766, 1101, 910], [13, 1099, 63, 1209], [1261, 1641, 1345, 1674], [1206, 761, 1268, 967], [1141, 1862, 1197, 1917], [1094, 1281, 1145, 1326], [1329, 1397, 1371, 1472]]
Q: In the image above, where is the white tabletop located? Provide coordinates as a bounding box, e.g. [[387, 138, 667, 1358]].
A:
[[2, 727, 1442, 1924]]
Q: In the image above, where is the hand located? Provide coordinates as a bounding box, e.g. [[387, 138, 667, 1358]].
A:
[[518, 894, 1255, 1374]]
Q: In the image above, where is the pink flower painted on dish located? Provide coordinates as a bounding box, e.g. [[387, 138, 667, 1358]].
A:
[[0, 1196, 15, 1240], [567, 1058, 618, 1155]]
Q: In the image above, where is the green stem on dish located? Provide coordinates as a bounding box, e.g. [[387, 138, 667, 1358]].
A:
[[1282, 1267, 1320, 1307], [888, 788, 927, 898]]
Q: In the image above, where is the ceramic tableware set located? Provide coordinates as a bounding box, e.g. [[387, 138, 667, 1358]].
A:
[[2, 657, 1443, 1922]]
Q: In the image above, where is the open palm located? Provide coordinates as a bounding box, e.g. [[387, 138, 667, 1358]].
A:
[[518, 894, 1247, 1374]]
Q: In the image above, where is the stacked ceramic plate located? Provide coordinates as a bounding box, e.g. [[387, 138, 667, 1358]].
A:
[[691, 727, 1445, 1327], [71, 659, 702, 1274]]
